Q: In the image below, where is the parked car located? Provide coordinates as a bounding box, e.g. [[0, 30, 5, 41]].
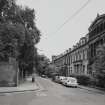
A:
[[60, 77, 67, 83], [52, 76, 57, 81], [53, 76, 66, 83], [41, 74, 46, 78], [62, 77, 78, 87], [59, 76, 66, 83]]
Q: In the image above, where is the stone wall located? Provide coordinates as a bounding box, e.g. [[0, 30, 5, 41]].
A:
[[0, 61, 18, 87]]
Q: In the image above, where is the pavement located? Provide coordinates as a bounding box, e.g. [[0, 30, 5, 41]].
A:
[[0, 76, 104, 94], [78, 85, 105, 94], [0, 77, 39, 94]]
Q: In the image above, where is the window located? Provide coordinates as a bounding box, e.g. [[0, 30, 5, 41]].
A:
[[104, 22, 105, 29], [97, 26, 99, 34], [83, 65, 85, 74], [100, 23, 103, 32]]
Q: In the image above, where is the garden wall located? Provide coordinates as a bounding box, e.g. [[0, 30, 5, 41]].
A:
[[0, 59, 18, 87]]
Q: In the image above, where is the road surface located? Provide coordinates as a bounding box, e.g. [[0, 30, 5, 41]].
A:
[[0, 76, 105, 105]]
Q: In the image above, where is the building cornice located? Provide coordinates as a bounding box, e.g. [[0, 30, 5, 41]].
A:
[[89, 14, 105, 31]]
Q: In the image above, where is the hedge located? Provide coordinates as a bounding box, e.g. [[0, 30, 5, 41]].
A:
[[70, 74, 91, 86]]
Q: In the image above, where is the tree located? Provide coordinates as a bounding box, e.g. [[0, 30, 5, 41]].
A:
[[0, 0, 16, 23], [36, 55, 50, 75], [46, 64, 60, 77], [93, 44, 105, 88], [0, 23, 25, 61], [35, 54, 60, 77], [0, 0, 41, 76]]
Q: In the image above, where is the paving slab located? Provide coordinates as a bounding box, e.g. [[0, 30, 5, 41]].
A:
[[0, 77, 39, 93]]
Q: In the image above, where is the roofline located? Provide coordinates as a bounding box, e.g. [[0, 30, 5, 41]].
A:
[[89, 14, 105, 31]]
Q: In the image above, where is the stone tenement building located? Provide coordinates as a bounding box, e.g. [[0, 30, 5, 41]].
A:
[[52, 34, 89, 76], [88, 14, 105, 75], [52, 13, 105, 76]]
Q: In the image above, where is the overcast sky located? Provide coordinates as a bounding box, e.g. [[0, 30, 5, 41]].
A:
[[17, 0, 105, 59]]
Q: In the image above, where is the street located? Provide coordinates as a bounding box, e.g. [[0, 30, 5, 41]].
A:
[[0, 76, 105, 105]]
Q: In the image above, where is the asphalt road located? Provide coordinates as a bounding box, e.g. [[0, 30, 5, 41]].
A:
[[0, 76, 105, 105]]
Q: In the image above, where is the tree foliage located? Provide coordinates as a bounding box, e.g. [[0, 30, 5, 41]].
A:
[[36, 55, 50, 74], [36, 54, 59, 77], [0, 23, 25, 61], [0, 0, 41, 74]]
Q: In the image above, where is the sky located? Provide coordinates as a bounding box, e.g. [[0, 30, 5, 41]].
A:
[[17, 0, 105, 60]]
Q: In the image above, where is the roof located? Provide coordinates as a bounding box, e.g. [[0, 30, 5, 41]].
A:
[[89, 14, 105, 31]]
